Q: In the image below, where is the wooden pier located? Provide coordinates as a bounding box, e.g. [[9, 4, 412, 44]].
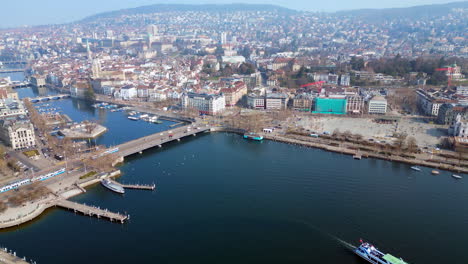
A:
[[109, 179, 155, 191], [55, 200, 128, 223]]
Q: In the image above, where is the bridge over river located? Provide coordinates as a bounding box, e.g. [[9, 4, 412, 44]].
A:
[[116, 123, 212, 157]]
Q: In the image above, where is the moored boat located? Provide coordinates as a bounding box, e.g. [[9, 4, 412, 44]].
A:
[[431, 170, 440, 175], [243, 133, 263, 141], [354, 240, 410, 264], [452, 174, 462, 179], [410, 166, 421, 171], [128, 116, 139, 121], [101, 179, 125, 194]]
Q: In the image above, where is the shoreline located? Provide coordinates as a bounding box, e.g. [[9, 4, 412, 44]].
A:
[[1, 128, 466, 230]]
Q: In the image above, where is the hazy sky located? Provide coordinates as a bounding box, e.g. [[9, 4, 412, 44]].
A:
[[0, 0, 461, 28]]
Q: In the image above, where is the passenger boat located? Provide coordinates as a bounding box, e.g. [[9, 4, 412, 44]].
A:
[[452, 174, 462, 179], [410, 166, 421, 171], [431, 170, 440, 175], [128, 116, 139, 121], [354, 240, 409, 264], [243, 133, 263, 141], [101, 179, 125, 194]]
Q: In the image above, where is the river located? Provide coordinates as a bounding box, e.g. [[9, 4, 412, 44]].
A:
[[0, 82, 467, 264]]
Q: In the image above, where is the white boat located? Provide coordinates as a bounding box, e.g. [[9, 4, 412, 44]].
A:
[[128, 116, 139, 121], [452, 174, 462, 179], [101, 179, 125, 194], [354, 240, 410, 264], [410, 166, 421, 171]]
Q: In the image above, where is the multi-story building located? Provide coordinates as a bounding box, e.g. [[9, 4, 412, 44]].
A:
[[118, 85, 137, 100], [0, 116, 36, 150], [181, 92, 225, 115], [265, 92, 289, 110], [220, 82, 247, 107], [70, 81, 91, 99], [313, 97, 347, 115], [346, 95, 365, 114], [30, 75, 46, 87], [453, 115, 468, 138], [247, 93, 265, 109], [437, 103, 468, 125], [416, 89, 451, 116], [0, 99, 26, 117], [368, 96, 387, 114], [293, 94, 313, 112]]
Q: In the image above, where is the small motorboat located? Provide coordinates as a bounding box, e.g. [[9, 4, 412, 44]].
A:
[[431, 170, 440, 175], [410, 166, 421, 171], [452, 174, 463, 179]]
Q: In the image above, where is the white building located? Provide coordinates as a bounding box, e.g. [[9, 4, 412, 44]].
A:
[[0, 99, 26, 117], [181, 93, 225, 115], [119, 86, 137, 100], [453, 114, 468, 138], [368, 96, 388, 114], [247, 94, 265, 109], [0, 116, 36, 150]]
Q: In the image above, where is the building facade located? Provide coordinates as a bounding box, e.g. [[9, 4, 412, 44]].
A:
[[181, 93, 225, 115], [368, 96, 387, 114], [265, 93, 289, 110], [0, 116, 36, 150], [346, 95, 365, 114]]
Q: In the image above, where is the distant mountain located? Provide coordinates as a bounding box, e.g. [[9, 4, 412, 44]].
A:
[[335, 1, 468, 21], [82, 3, 296, 21]]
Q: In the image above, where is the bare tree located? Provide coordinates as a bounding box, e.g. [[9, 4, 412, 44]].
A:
[[406, 136, 418, 153]]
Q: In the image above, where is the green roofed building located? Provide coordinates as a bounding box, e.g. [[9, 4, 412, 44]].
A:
[[312, 97, 347, 115]]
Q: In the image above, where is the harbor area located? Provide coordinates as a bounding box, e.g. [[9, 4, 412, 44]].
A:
[[58, 121, 107, 139]]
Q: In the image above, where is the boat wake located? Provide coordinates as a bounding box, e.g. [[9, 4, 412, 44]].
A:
[[290, 219, 356, 250]]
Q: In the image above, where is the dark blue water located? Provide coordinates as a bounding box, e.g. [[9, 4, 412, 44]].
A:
[[1, 86, 467, 264], [15, 86, 176, 146]]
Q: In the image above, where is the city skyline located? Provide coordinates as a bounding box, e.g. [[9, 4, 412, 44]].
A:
[[0, 0, 464, 28]]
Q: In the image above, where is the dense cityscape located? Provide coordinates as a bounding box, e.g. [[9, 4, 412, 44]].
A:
[[0, 2, 467, 264]]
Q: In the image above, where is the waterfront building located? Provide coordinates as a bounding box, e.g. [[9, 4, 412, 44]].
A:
[[247, 93, 266, 109], [0, 87, 19, 100], [368, 96, 388, 114], [292, 94, 313, 112], [118, 85, 137, 100], [102, 86, 115, 96], [220, 81, 247, 107], [181, 92, 225, 115], [346, 95, 365, 114], [70, 81, 91, 99], [265, 92, 289, 110], [0, 115, 36, 150], [30, 75, 46, 88], [437, 103, 468, 125], [453, 114, 468, 137], [312, 97, 347, 115], [416, 89, 451, 116]]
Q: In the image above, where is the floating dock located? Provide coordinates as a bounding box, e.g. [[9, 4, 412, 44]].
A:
[[55, 200, 128, 223]]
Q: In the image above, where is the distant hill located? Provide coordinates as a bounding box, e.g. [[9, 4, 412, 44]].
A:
[[335, 1, 468, 21], [82, 3, 296, 21]]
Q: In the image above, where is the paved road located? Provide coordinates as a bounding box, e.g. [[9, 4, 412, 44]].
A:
[[117, 123, 211, 157]]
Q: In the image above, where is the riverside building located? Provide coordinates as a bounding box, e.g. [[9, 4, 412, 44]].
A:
[[181, 92, 225, 115]]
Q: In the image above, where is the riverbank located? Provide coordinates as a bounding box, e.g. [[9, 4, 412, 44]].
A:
[[262, 133, 468, 174], [0, 170, 121, 229]]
